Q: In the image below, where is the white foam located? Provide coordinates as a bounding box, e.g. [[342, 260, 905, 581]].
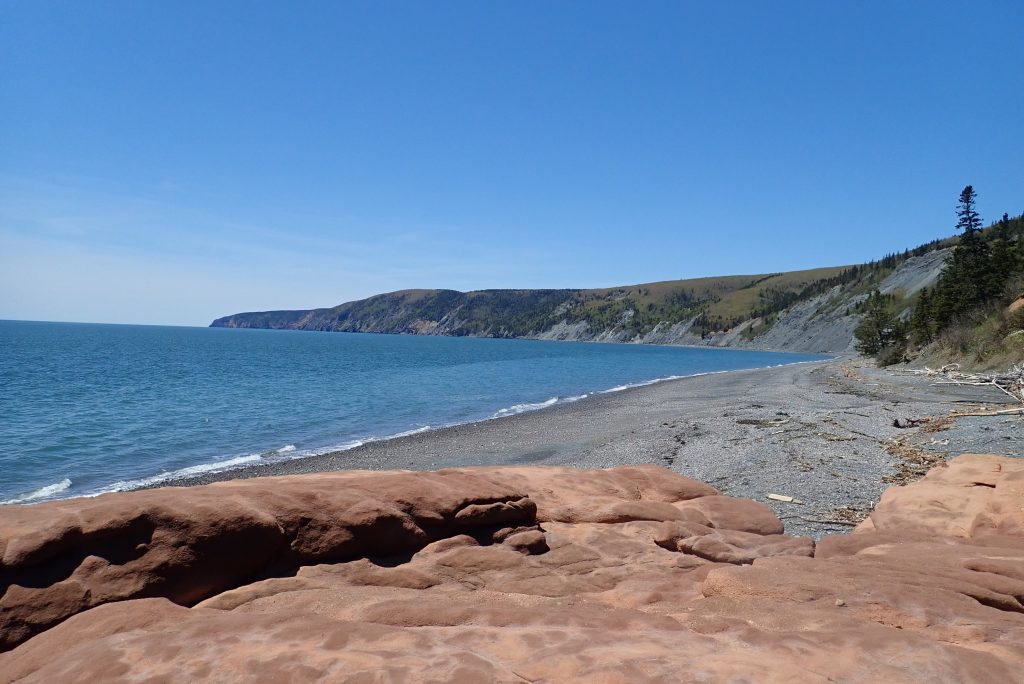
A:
[[1, 478, 72, 505], [492, 397, 559, 418], [389, 426, 432, 439], [91, 453, 264, 495], [60, 357, 829, 500], [593, 358, 830, 395], [600, 375, 683, 393], [302, 439, 366, 457]]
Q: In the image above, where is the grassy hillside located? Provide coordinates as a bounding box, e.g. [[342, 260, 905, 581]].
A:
[[211, 252, 931, 345], [211, 188, 1019, 359], [856, 207, 1024, 369]]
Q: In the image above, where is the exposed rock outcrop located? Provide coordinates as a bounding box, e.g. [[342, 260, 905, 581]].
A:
[[3, 456, 1023, 682], [210, 250, 953, 353]]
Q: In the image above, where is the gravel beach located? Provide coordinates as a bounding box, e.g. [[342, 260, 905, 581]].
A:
[[169, 358, 1020, 538]]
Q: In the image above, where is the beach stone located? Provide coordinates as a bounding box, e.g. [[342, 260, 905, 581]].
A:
[[2, 457, 1024, 682]]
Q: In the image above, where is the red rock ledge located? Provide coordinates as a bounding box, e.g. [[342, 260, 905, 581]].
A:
[[2, 457, 1023, 682]]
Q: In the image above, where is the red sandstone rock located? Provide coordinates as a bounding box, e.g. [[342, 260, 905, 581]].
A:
[[1, 458, 1023, 682], [0, 469, 537, 650], [857, 453, 1024, 539], [655, 520, 815, 564]]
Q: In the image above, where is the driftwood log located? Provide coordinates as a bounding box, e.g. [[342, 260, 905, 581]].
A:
[[900, 363, 1024, 404]]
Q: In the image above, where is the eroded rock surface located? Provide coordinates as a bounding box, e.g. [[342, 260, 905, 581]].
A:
[[2, 458, 1023, 682]]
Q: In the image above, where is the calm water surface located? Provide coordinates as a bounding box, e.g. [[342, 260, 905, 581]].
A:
[[0, 321, 825, 502]]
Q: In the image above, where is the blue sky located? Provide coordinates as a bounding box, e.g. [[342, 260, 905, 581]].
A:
[[1, 1, 1021, 326]]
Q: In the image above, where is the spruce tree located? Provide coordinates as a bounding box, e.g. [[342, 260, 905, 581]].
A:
[[933, 185, 992, 326], [854, 290, 904, 357], [990, 213, 1016, 299], [909, 287, 933, 345], [956, 185, 983, 234]]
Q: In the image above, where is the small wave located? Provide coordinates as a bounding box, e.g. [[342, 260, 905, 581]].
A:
[[595, 359, 828, 395], [301, 439, 366, 457], [492, 397, 559, 418], [388, 426, 432, 439], [1, 478, 73, 505], [600, 376, 682, 393], [93, 453, 264, 495], [61, 358, 829, 500], [298, 427, 430, 457]]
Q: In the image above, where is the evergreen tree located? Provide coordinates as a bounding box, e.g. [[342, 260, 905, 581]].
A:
[[909, 287, 933, 345], [854, 290, 904, 357], [990, 213, 1016, 297], [932, 185, 991, 326], [955, 185, 983, 234]]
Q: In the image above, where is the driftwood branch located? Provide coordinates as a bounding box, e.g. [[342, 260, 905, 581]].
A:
[[899, 364, 1024, 404], [953, 407, 1024, 417], [779, 515, 860, 527]]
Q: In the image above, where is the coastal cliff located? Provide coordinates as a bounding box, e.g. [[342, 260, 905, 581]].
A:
[[2, 456, 1023, 681], [212, 248, 951, 354]]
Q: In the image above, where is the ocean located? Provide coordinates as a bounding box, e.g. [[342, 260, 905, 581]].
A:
[[0, 320, 825, 503]]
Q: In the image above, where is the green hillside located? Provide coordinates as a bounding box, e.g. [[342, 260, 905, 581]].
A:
[[855, 201, 1024, 369], [211, 254, 928, 342]]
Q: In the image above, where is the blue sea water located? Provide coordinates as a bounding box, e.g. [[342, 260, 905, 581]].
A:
[[0, 320, 826, 503]]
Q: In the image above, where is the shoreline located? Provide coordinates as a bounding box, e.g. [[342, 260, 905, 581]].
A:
[[154, 358, 831, 481], [160, 357, 1018, 538], [32, 354, 829, 502]]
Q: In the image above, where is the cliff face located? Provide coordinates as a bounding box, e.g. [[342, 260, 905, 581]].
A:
[[2, 456, 1023, 682], [211, 250, 951, 354]]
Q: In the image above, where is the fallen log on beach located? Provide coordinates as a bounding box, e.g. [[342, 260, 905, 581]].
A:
[[900, 363, 1024, 403], [953, 407, 1024, 417]]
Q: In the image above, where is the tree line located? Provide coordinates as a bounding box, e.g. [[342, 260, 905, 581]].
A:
[[855, 186, 1024, 364]]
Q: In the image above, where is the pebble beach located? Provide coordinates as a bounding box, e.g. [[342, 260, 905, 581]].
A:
[[170, 357, 1020, 538]]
